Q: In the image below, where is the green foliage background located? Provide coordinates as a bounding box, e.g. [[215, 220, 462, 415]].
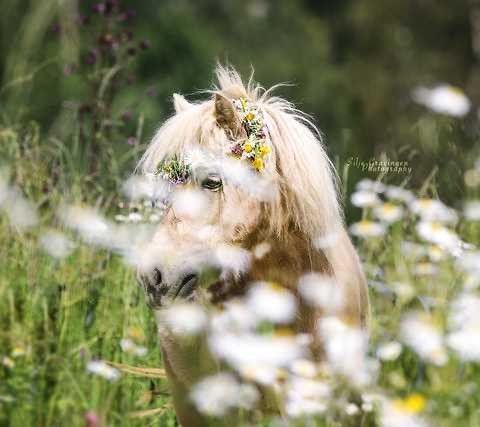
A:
[[0, 1, 480, 426]]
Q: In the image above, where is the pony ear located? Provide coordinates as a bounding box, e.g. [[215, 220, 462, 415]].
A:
[[214, 93, 242, 136], [173, 93, 192, 113]]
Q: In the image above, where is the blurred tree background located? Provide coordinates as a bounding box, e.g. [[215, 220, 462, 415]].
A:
[[0, 0, 478, 217]]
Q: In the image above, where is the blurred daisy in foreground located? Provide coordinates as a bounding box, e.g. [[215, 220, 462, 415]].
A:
[[298, 273, 344, 314], [284, 377, 330, 418], [210, 300, 258, 333], [427, 245, 446, 262], [190, 372, 259, 416], [456, 251, 480, 277], [356, 178, 387, 193], [400, 312, 447, 366], [349, 220, 386, 238], [412, 84, 470, 117], [120, 338, 147, 357], [39, 229, 76, 259], [246, 282, 297, 324], [446, 292, 480, 361], [416, 221, 460, 253], [377, 341, 403, 361], [208, 332, 305, 374], [464, 200, 480, 221], [351, 190, 381, 208], [373, 203, 404, 223], [157, 303, 207, 337], [289, 359, 318, 379], [381, 394, 428, 427], [86, 360, 121, 381], [318, 317, 371, 386], [385, 186, 415, 204], [410, 198, 458, 224]]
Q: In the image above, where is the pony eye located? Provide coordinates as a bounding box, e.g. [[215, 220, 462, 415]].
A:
[[201, 175, 222, 191]]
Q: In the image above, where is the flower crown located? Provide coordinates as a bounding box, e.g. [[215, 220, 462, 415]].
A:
[[157, 155, 191, 184], [157, 97, 271, 183], [229, 97, 271, 171]]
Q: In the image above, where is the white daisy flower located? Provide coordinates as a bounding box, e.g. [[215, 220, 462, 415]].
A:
[[427, 245, 446, 262], [318, 317, 370, 386], [410, 198, 458, 224], [39, 230, 76, 259], [400, 312, 447, 366], [345, 403, 360, 416], [252, 241, 271, 259], [373, 203, 404, 223], [447, 328, 480, 362], [158, 303, 207, 336], [351, 190, 381, 208], [289, 359, 318, 379], [349, 220, 386, 238], [59, 205, 112, 247], [356, 178, 387, 193], [377, 341, 403, 361], [190, 373, 243, 416], [416, 221, 460, 254], [208, 332, 305, 372], [127, 212, 143, 223], [298, 273, 344, 314], [385, 186, 415, 204], [170, 187, 210, 222], [412, 84, 471, 117], [86, 360, 121, 381], [246, 282, 297, 324], [456, 251, 480, 277], [380, 398, 428, 427], [391, 282, 416, 301], [210, 300, 258, 334], [464, 200, 480, 220], [120, 338, 147, 357]]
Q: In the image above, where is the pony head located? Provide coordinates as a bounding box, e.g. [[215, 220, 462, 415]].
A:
[[136, 65, 361, 318]]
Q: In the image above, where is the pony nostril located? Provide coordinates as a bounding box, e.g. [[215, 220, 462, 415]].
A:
[[153, 268, 162, 286], [181, 274, 197, 287], [176, 273, 199, 298]]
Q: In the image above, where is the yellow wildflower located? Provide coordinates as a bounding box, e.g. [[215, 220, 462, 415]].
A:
[[245, 112, 255, 121], [11, 346, 26, 358], [243, 143, 253, 153], [393, 393, 426, 414], [127, 326, 145, 342], [253, 157, 264, 171], [259, 145, 271, 156], [240, 97, 248, 110]]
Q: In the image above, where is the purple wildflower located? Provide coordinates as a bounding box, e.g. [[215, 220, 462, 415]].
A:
[[231, 143, 243, 156], [139, 39, 150, 50], [84, 410, 101, 427], [63, 64, 76, 76], [84, 49, 98, 65], [92, 3, 106, 14]]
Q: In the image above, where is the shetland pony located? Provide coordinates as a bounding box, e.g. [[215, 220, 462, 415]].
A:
[[136, 65, 368, 426]]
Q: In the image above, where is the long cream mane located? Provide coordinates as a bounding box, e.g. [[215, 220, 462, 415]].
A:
[[138, 65, 342, 244], [137, 66, 368, 426]]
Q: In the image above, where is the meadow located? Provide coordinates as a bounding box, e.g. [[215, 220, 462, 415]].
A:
[[1, 2, 480, 426], [1, 113, 480, 427]]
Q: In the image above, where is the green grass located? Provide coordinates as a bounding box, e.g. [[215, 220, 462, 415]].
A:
[[0, 219, 176, 426]]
